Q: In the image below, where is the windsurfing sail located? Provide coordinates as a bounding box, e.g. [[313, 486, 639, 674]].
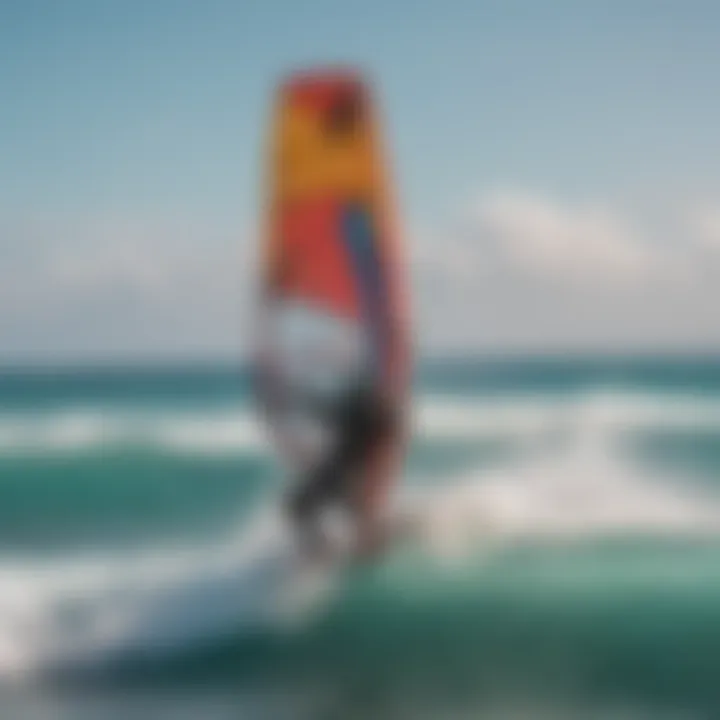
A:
[[254, 68, 410, 516]]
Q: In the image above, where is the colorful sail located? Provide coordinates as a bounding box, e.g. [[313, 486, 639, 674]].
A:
[[256, 68, 409, 513]]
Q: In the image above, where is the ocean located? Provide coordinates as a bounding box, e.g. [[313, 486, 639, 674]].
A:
[[0, 357, 719, 719]]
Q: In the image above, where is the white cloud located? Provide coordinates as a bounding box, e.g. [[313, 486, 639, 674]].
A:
[[0, 214, 257, 361], [465, 190, 664, 285], [408, 189, 720, 352], [2, 189, 720, 360], [686, 203, 720, 252]]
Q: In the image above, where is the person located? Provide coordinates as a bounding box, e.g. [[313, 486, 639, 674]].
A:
[[285, 378, 396, 560]]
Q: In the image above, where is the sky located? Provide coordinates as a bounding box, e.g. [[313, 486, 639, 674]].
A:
[[2, 0, 720, 361]]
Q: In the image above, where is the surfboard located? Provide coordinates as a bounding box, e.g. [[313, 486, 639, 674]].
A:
[[255, 68, 410, 520]]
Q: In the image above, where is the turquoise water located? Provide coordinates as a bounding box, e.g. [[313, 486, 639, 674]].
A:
[[1, 358, 719, 719]]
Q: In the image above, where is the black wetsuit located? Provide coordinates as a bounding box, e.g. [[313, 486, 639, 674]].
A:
[[286, 383, 394, 543]]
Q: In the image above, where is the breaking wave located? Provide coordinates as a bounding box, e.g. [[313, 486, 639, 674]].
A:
[[0, 390, 716, 457]]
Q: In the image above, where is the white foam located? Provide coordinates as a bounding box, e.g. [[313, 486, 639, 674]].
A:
[[0, 390, 716, 458], [1, 391, 720, 677], [400, 437, 720, 560], [415, 391, 720, 439], [0, 409, 268, 457], [0, 507, 340, 678], [1, 439, 719, 678]]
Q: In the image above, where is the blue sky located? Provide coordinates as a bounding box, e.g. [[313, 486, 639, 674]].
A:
[[3, 0, 720, 360]]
